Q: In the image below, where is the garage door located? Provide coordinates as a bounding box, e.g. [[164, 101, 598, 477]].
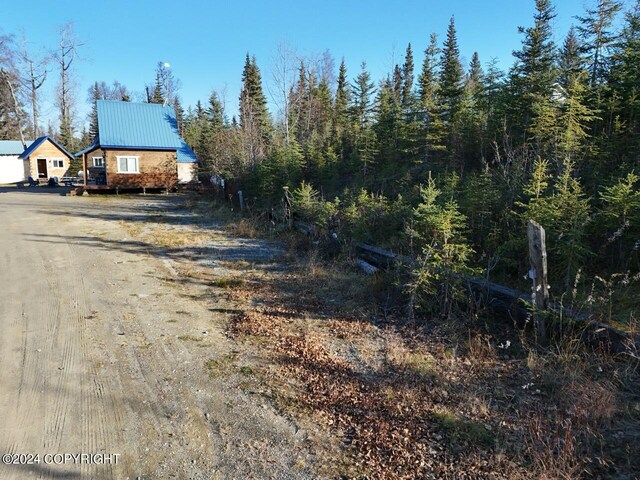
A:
[[0, 156, 27, 184]]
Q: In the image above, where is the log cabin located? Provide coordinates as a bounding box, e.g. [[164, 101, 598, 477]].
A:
[[75, 100, 198, 192]]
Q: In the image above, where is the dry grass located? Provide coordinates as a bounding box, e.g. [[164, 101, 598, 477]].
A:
[[224, 218, 261, 238], [160, 195, 640, 479], [148, 227, 212, 248], [524, 412, 585, 480], [465, 332, 497, 363], [219, 252, 640, 479]]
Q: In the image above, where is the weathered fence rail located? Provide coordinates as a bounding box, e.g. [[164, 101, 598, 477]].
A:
[[353, 242, 636, 353]]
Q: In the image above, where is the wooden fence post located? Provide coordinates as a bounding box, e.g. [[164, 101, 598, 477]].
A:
[[528, 219, 549, 340], [237, 190, 244, 211], [283, 187, 293, 228]]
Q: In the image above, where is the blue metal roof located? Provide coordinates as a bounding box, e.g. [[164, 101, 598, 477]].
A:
[[95, 100, 198, 163], [18, 136, 74, 160], [0, 140, 33, 155]]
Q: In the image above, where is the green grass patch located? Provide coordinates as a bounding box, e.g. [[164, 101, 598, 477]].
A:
[[405, 352, 436, 376], [205, 353, 239, 378], [432, 408, 493, 451]]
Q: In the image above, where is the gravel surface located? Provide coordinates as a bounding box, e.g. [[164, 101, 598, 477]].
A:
[[0, 188, 315, 479]]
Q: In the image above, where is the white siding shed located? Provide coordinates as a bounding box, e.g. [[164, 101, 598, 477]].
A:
[[0, 141, 33, 184]]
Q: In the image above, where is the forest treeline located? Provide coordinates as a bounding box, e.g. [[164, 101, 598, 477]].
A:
[[1, 0, 639, 319], [182, 0, 640, 317]]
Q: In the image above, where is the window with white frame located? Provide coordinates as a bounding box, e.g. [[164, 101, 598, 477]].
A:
[[92, 157, 104, 167], [51, 158, 64, 168], [116, 156, 139, 174]]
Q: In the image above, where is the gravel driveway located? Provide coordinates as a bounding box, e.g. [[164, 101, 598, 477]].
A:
[[0, 188, 313, 479]]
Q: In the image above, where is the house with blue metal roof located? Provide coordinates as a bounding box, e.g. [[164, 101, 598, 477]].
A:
[[76, 100, 198, 190]]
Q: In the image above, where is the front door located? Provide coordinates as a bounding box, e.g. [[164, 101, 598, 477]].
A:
[[37, 159, 47, 179]]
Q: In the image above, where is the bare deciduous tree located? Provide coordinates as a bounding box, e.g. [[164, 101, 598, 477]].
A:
[[269, 42, 298, 145], [55, 22, 82, 149], [157, 62, 181, 106], [0, 32, 27, 144], [18, 36, 51, 138]]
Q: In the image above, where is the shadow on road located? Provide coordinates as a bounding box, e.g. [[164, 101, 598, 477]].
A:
[[0, 461, 81, 479], [0, 186, 72, 196]]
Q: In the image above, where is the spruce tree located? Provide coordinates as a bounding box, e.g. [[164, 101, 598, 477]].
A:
[[512, 0, 558, 155], [239, 54, 271, 147], [418, 33, 447, 166], [316, 75, 333, 136], [331, 58, 351, 164], [559, 26, 584, 89], [351, 61, 376, 130], [399, 43, 424, 171], [208, 91, 224, 131], [607, 2, 640, 156], [334, 59, 350, 129], [409, 173, 472, 317], [460, 52, 485, 170], [557, 31, 596, 165], [481, 57, 506, 138], [518, 159, 591, 291], [439, 16, 464, 126], [552, 162, 592, 290], [466, 53, 483, 93], [239, 53, 272, 165], [351, 62, 377, 181], [599, 172, 640, 268], [577, 0, 622, 89], [401, 43, 415, 107], [58, 113, 73, 150], [374, 77, 403, 179], [88, 81, 101, 140], [418, 34, 439, 107], [173, 96, 185, 136], [150, 71, 164, 104], [392, 64, 403, 102]]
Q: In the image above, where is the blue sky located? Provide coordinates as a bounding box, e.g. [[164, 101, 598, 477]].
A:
[[2, 0, 633, 131]]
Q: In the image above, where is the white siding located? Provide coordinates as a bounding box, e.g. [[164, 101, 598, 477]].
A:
[[177, 163, 196, 184], [0, 155, 27, 184]]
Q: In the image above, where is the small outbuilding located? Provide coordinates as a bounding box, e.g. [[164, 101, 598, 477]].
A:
[[0, 140, 33, 184], [75, 100, 198, 191], [18, 136, 75, 182]]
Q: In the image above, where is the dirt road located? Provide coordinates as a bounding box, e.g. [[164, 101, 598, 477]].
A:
[[0, 188, 313, 479]]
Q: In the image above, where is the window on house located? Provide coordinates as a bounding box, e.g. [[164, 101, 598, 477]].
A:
[[92, 157, 104, 167], [52, 159, 64, 168], [116, 156, 139, 174]]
